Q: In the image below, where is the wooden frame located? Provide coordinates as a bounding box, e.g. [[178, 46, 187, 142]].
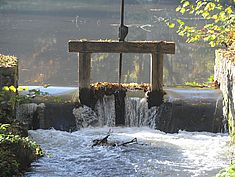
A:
[[68, 40, 175, 92]]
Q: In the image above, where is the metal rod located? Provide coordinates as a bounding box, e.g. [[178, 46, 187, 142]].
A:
[[120, 0, 124, 26], [118, 53, 123, 85], [118, 0, 125, 86]]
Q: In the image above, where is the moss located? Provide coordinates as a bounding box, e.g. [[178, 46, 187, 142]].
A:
[[91, 82, 150, 93], [0, 54, 17, 68]]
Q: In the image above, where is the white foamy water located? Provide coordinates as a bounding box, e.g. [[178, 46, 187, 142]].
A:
[[26, 127, 230, 177]]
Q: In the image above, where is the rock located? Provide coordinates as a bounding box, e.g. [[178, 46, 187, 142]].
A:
[[73, 105, 99, 128]]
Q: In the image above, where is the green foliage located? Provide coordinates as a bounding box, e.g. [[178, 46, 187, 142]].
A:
[[0, 124, 10, 134], [1, 86, 49, 104], [1, 86, 30, 106], [0, 85, 44, 176], [165, 0, 235, 48], [185, 81, 204, 87], [184, 75, 217, 87], [0, 85, 50, 123], [215, 163, 235, 177], [0, 123, 43, 177], [1, 86, 30, 123], [208, 75, 215, 82]]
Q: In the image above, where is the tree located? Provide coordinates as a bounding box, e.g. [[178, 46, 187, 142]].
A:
[[165, 0, 235, 48]]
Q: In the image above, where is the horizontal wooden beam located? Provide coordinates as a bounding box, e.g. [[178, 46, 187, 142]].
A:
[[68, 40, 175, 54]]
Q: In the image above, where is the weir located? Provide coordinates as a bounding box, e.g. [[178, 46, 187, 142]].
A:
[[68, 40, 175, 126], [17, 86, 225, 133]]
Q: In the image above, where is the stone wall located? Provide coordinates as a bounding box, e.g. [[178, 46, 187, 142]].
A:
[[214, 49, 235, 139], [0, 55, 18, 122], [0, 55, 18, 88]]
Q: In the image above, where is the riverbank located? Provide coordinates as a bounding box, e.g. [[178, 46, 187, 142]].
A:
[[0, 54, 43, 176]]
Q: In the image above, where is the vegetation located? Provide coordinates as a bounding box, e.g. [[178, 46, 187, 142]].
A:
[[183, 75, 219, 88], [0, 86, 32, 123], [0, 86, 43, 177], [0, 123, 43, 177], [0, 54, 43, 176], [91, 82, 150, 92], [165, 0, 235, 48], [215, 163, 235, 177]]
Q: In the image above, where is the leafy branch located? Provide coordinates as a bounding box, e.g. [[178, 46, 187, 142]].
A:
[[165, 0, 235, 48]]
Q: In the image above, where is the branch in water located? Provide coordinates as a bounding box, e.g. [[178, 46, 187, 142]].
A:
[[91, 130, 138, 147], [92, 129, 111, 147], [119, 138, 138, 146]]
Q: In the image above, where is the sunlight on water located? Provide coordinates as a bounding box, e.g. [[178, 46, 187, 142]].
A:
[[26, 127, 230, 177]]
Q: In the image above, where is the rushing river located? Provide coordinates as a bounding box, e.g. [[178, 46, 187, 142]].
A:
[[26, 127, 230, 177]]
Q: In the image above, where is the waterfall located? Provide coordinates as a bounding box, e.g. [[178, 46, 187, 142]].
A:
[[96, 95, 116, 127], [73, 95, 156, 128], [16, 103, 45, 129], [73, 88, 225, 133], [125, 97, 157, 128]]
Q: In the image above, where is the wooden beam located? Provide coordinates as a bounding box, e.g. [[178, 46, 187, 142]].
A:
[[68, 40, 175, 54]]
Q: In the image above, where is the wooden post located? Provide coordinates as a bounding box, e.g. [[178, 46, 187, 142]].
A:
[[151, 44, 163, 92], [148, 43, 164, 108], [78, 52, 94, 107], [78, 52, 91, 89], [114, 89, 126, 126]]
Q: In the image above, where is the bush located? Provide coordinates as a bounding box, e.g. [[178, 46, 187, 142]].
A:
[[0, 123, 43, 177]]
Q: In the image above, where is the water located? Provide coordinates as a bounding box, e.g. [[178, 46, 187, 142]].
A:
[[0, 0, 215, 86], [26, 127, 230, 177], [19, 86, 227, 176]]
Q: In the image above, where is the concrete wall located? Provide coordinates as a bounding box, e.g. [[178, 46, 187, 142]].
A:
[[214, 49, 235, 139]]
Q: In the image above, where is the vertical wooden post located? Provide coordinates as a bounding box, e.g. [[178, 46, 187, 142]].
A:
[[148, 43, 164, 108], [114, 89, 126, 126], [78, 52, 94, 107], [151, 44, 163, 91], [78, 52, 91, 89]]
